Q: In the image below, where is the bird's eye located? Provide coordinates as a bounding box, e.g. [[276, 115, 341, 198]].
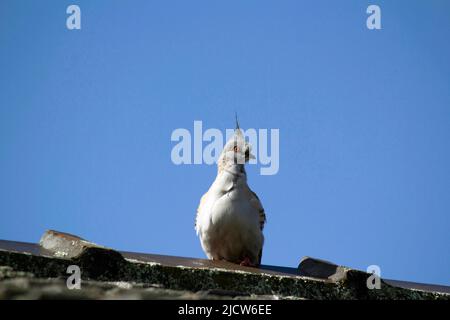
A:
[[233, 146, 239, 152]]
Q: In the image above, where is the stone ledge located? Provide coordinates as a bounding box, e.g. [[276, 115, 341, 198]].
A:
[[0, 231, 449, 300]]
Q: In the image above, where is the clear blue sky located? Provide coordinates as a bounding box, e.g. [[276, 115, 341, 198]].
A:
[[1, 1, 449, 286]]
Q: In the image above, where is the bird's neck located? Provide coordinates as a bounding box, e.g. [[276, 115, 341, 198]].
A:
[[218, 163, 246, 178]]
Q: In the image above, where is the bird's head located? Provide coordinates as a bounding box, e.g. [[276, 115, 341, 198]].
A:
[[217, 116, 255, 174]]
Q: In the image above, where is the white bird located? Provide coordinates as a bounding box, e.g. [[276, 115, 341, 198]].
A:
[[195, 117, 266, 267]]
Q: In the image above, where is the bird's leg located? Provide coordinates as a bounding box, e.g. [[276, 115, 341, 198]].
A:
[[239, 257, 257, 267]]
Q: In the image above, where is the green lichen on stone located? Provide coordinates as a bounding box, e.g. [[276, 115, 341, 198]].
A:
[[1, 248, 449, 300], [0, 266, 35, 280], [0, 250, 70, 279]]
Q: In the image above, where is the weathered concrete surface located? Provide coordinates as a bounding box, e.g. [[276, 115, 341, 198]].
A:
[[0, 232, 449, 300], [0, 266, 283, 300], [298, 256, 347, 281], [40, 230, 105, 259]]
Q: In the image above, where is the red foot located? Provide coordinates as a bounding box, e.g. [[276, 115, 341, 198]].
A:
[[239, 257, 257, 267]]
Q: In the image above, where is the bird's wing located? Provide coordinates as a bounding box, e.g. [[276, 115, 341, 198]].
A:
[[248, 189, 266, 231], [195, 191, 209, 234]]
